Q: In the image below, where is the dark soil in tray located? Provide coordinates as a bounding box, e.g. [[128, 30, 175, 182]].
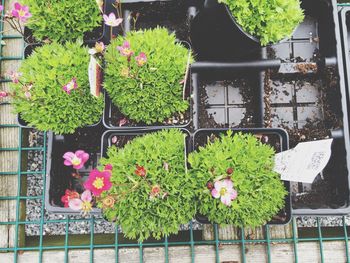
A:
[[263, 65, 348, 210], [125, 0, 191, 41], [198, 78, 258, 129]]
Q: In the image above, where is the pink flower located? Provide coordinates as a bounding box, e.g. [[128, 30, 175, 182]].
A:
[[211, 179, 237, 206], [0, 91, 8, 98], [84, 169, 112, 196], [119, 117, 127, 127], [24, 91, 31, 100], [104, 164, 113, 171], [103, 13, 123, 27], [7, 71, 22, 83], [111, 136, 118, 144], [0, 5, 3, 12], [68, 190, 93, 215], [11, 2, 31, 23], [117, 41, 134, 57], [135, 52, 147, 67], [61, 189, 80, 208], [63, 150, 89, 170], [62, 78, 78, 94]]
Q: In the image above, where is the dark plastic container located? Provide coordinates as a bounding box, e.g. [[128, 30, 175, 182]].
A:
[[17, 44, 102, 129], [45, 125, 106, 214], [289, 0, 350, 215], [190, 0, 260, 61], [192, 128, 291, 225], [102, 45, 193, 130]]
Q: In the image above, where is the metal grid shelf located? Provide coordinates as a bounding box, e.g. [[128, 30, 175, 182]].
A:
[[1, 1, 350, 262]]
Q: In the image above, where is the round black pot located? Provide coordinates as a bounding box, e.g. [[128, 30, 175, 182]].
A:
[[190, 0, 261, 61]]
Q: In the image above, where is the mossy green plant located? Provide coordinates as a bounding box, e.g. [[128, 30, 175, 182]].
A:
[[218, 0, 304, 45], [23, 0, 101, 42], [98, 129, 196, 241], [189, 131, 287, 226], [11, 42, 104, 134], [104, 27, 192, 125]]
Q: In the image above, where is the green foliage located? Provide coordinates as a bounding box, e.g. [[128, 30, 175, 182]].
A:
[[104, 27, 192, 124], [188, 131, 287, 226], [11, 42, 104, 134], [98, 129, 196, 241], [23, 0, 101, 42], [218, 0, 304, 45]]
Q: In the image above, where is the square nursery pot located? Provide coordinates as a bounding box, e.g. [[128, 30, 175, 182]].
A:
[[45, 125, 106, 214], [17, 44, 102, 129], [102, 45, 194, 130], [24, 1, 107, 44], [192, 128, 291, 225]]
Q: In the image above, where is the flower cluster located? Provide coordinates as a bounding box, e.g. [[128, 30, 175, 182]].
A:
[[0, 2, 31, 38], [61, 150, 113, 215], [4, 70, 33, 100], [116, 41, 147, 67]]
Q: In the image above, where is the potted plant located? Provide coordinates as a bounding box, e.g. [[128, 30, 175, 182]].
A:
[[22, 0, 103, 43], [10, 41, 104, 134], [190, 0, 304, 60], [103, 27, 193, 129], [96, 129, 196, 241], [189, 129, 290, 225]]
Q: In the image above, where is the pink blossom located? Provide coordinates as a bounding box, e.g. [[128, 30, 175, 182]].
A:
[[11, 2, 31, 23], [135, 52, 147, 67], [24, 91, 31, 100], [111, 136, 118, 144], [211, 179, 237, 206], [61, 189, 79, 208], [103, 13, 123, 27], [68, 190, 93, 215], [117, 41, 134, 57], [84, 169, 112, 196], [7, 71, 22, 83], [104, 164, 113, 171], [62, 78, 78, 94], [0, 91, 8, 98], [63, 150, 89, 170], [119, 117, 127, 127], [0, 5, 3, 12]]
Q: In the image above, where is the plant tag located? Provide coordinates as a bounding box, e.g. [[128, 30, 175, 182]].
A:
[[88, 55, 101, 97], [274, 139, 333, 183]]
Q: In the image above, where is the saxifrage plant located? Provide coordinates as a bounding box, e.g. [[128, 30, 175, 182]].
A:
[[189, 131, 287, 226], [98, 129, 196, 241], [104, 27, 192, 124], [10, 41, 104, 134], [218, 0, 304, 45], [22, 0, 101, 42]]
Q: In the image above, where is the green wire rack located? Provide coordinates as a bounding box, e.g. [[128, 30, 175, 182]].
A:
[[2, 2, 350, 262]]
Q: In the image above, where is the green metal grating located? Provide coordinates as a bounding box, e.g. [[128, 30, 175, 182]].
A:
[[1, 2, 350, 262]]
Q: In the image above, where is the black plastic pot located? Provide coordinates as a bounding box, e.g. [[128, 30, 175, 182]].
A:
[[17, 44, 102, 129], [190, 0, 260, 61], [192, 128, 291, 225], [102, 45, 194, 130], [45, 124, 106, 214]]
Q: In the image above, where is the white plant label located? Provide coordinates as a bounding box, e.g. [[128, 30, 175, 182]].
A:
[[274, 139, 333, 183], [88, 55, 101, 97]]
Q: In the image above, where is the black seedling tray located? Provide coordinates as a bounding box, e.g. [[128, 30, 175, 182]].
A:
[[45, 124, 106, 214], [191, 0, 350, 216], [192, 128, 291, 225]]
